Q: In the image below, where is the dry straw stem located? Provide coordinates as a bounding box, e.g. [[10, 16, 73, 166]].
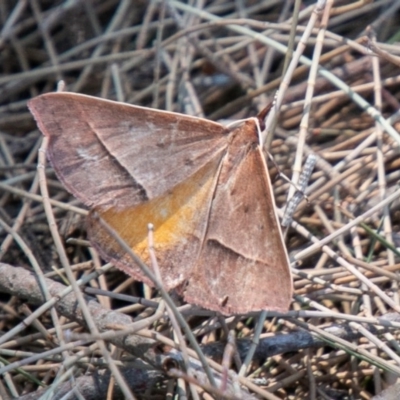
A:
[[2, 0, 400, 399]]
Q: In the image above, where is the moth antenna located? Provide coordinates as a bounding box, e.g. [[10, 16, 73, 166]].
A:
[[266, 152, 289, 184]]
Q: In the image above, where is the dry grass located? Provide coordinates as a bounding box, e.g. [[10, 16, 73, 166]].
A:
[[1, 1, 400, 399]]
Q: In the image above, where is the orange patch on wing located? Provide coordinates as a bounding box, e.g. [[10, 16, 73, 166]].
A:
[[97, 158, 220, 261]]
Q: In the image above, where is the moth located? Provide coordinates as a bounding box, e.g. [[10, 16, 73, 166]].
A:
[[28, 93, 292, 315]]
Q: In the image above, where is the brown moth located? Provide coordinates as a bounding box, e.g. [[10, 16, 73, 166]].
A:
[[28, 92, 292, 315]]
